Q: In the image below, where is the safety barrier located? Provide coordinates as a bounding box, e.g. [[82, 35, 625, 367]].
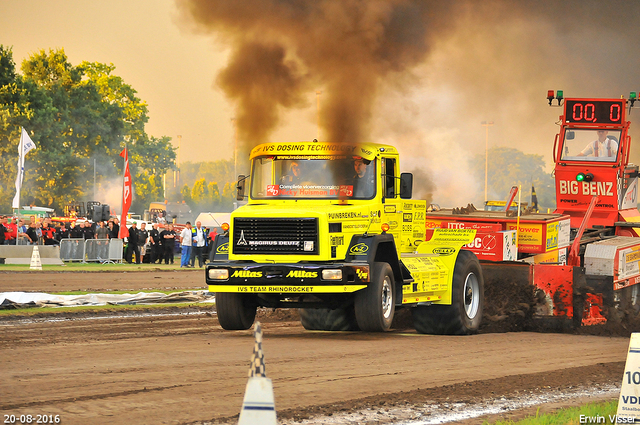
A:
[[108, 238, 124, 263], [60, 239, 85, 262], [85, 239, 110, 262], [59, 238, 124, 263]]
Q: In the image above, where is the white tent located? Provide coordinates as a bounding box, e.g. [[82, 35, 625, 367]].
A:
[[194, 212, 231, 229]]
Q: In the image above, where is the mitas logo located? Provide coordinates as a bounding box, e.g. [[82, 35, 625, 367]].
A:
[[231, 270, 263, 278], [216, 242, 229, 254], [433, 247, 455, 255], [286, 270, 318, 278]]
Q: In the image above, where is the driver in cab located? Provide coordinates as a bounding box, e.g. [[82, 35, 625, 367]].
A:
[[281, 160, 303, 184], [352, 156, 374, 198], [578, 130, 618, 158]]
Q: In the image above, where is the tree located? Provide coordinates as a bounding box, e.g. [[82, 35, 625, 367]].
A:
[[0, 46, 176, 214], [208, 181, 221, 207], [179, 159, 234, 190], [470, 147, 555, 210], [181, 184, 193, 208], [191, 178, 209, 208]]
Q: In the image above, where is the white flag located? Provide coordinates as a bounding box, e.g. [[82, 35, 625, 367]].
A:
[[12, 127, 37, 209]]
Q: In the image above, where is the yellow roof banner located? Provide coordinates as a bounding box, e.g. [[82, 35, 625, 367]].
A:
[[250, 141, 396, 161]]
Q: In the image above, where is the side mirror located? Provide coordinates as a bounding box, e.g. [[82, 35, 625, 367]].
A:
[[236, 175, 246, 201], [400, 173, 413, 199]]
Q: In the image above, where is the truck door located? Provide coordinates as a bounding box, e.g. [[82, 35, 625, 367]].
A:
[[381, 157, 403, 248]]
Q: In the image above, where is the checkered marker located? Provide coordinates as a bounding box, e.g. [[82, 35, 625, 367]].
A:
[[239, 321, 277, 425], [249, 321, 266, 378]]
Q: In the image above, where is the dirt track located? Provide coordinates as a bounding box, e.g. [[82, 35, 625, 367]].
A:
[[0, 271, 632, 424]]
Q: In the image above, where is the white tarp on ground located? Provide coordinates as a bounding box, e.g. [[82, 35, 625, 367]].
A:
[[0, 291, 214, 309]]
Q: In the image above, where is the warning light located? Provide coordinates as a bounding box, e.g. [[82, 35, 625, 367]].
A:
[[576, 172, 594, 182], [631, 92, 638, 107], [221, 222, 230, 232], [381, 223, 390, 233], [547, 90, 564, 106]]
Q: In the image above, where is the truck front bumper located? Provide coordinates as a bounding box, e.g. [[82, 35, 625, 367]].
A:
[[206, 262, 370, 293]]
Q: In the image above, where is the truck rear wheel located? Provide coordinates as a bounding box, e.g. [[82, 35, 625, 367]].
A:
[[215, 293, 257, 330], [299, 307, 359, 331], [412, 250, 484, 335], [354, 262, 395, 332]]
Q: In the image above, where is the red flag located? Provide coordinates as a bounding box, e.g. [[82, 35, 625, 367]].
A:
[[118, 147, 132, 239]]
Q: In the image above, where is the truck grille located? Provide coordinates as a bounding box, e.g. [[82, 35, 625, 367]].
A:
[[233, 218, 319, 255]]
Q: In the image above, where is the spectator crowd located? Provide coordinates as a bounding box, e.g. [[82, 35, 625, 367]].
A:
[[0, 214, 220, 267]]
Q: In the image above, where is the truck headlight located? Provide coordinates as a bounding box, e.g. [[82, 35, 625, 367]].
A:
[[208, 269, 229, 280], [322, 269, 342, 280]]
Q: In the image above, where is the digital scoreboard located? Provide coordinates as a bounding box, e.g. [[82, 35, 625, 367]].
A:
[[564, 99, 625, 124]]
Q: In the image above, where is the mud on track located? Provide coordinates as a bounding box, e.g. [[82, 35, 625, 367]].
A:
[[0, 270, 632, 424]]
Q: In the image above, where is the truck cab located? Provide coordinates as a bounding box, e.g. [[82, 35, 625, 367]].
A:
[[231, 141, 416, 262], [553, 97, 639, 232]]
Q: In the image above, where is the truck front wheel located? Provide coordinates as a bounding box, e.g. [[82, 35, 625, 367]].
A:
[[216, 293, 257, 330], [412, 250, 484, 335], [354, 262, 395, 332]]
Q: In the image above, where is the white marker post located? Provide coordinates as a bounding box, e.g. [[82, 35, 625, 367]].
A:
[[617, 333, 640, 422], [29, 245, 42, 271], [238, 322, 277, 425]]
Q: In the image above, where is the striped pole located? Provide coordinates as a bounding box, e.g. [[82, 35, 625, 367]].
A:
[[239, 322, 277, 424]]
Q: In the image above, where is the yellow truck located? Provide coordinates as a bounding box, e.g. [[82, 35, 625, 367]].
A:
[[205, 140, 484, 334]]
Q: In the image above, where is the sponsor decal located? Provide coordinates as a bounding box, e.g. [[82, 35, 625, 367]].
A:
[[403, 213, 413, 222], [433, 247, 456, 255], [349, 243, 369, 255], [343, 223, 368, 229], [266, 185, 280, 196], [328, 212, 362, 219], [286, 270, 318, 278], [506, 223, 543, 245], [620, 178, 638, 209], [330, 235, 344, 246], [559, 180, 614, 197], [237, 230, 248, 245], [231, 270, 263, 278], [425, 220, 444, 229], [340, 185, 353, 197], [384, 205, 397, 213], [236, 286, 318, 292], [359, 147, 373, 156], [546, 222, 559, 250], [253, 143, 358, 154], [246, 240, 300, 246], [356, 269, 369, 280], [216, 242, 229, 254]]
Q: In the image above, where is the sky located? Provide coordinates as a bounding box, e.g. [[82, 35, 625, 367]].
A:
[[1, 0, 316, 164], [2, 0, 640, 206]]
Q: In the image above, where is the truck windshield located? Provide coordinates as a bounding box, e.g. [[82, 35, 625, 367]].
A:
[[560, 129, 622, 162], [250, 155, 376, 200]]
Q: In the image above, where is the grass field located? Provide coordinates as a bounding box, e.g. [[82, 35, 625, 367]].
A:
[[485, 401, 620, 424]]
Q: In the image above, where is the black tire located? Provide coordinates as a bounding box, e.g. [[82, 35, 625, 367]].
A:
[[412, 250, 484, 335], [299, 307, 359, 331], [215, 293, 257, 330], [354, 262, 395, 332]]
